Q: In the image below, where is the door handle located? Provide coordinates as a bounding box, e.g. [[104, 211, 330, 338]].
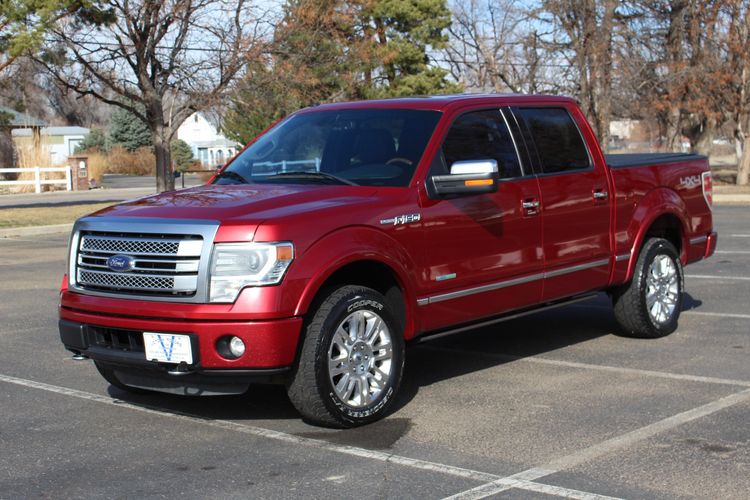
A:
[[522, 199, 540, 215], [593, 190, 609, 200]]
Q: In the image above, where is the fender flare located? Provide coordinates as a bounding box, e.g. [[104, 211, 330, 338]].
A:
[[624, 187, 689, 282]]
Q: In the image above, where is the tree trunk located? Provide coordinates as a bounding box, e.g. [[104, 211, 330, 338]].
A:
[[152, 122, 174, 192], [691, 117, 716, 156], [738, 135, 750, 186]]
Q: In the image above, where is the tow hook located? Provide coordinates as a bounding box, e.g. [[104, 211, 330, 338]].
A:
[[167, 362, 193, 376]]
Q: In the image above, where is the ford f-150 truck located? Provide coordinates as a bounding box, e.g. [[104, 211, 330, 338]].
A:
[[59, 94, 717, 427]]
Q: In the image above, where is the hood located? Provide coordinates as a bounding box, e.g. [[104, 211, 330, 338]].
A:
[[90, 183, 378, 223]]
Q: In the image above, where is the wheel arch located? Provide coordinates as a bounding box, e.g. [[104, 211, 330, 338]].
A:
[[625, 188, 689, 282], [293, 228, 419, 340]]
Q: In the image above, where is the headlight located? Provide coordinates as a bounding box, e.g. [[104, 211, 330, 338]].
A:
[[209, 242, 294, 302]]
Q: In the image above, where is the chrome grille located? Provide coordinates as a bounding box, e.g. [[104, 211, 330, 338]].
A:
[[79, 270, 175, 291], [75, 232, 203, 297], [81, 237, 180, 255]]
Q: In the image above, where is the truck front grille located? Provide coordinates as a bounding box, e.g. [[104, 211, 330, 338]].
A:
[[75, 233, 203, 298]]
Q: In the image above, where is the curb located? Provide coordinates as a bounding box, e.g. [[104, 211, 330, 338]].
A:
[[0, 223, 73, 238], [714, 194, 750, 205]]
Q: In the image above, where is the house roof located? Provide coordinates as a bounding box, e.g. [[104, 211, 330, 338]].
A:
[[12, 126, 90, 137], [0, 106, 46, 127]]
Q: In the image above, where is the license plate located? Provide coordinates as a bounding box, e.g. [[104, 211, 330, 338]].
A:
[[143, 332, 193, 364]]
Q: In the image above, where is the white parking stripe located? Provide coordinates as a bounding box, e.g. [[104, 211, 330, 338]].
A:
[[0, 373, 499, 483], [444, 469, 623, 500], [682, 310, 750, 320], [715, 250, 750, 254], [730, 234, 750, 237], [686, 275, 750, 281], [446, 388, 750, 500], [545, 388, 750, 471], [420, 345, 750, 388], [0, 372, 629, 500]]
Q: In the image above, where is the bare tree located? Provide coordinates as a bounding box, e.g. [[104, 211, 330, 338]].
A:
[[726, 0, 750, 185], [443, 0, 567, 94], [539, 0, 618, 148], [38, 0, 270, 191]]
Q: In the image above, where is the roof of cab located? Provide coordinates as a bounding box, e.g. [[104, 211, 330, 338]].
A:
[[297, 93, 576, 114]]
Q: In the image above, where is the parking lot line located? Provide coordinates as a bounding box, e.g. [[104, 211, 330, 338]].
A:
[[682, 310, 750, 320], [730, 234, 750, 237], [443, 468, 623, 500], [0, 372, 499, 483], [686, 274, 750, 281], [714, 250, 750, 254], [0, 372, 627, 499], [419, 345, 750, 388], [446, 388, 750, 500]]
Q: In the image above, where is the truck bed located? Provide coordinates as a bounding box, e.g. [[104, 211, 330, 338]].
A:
[[605, 153, 706, 169]]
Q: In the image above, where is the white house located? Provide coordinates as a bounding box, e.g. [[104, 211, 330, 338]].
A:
[[12, 126, 90, 165], [177, 112, 238, 167]]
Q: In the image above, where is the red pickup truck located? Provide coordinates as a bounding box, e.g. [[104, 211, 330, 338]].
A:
[[59, 94, 716, 427]]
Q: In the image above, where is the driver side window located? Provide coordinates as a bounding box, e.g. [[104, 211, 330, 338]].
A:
[[442, 110, 523, 178]]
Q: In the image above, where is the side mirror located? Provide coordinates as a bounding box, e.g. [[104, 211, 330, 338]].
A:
[[429, 159, 499, 197]]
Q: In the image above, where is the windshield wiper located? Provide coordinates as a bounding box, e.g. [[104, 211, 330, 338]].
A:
[[266, 171, 358, 186], [214, 170, 249, 184]]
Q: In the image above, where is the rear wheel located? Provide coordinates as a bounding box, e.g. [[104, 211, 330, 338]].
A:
[[286, 285, 405, 427], [612, 237, 683, 338]]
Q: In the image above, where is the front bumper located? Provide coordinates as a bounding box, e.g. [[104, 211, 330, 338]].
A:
[[59, 304, 303, 394]]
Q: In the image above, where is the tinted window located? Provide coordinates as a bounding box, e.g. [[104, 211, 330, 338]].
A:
[[515, 107, 590, 174], [442, 110, 523, 178], [217, 109, 441, 187]]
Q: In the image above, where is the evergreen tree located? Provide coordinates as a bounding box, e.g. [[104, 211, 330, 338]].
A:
[[363, 0, 459, 97], [108, 107, 152, 151], [224, 0, 460, 143], [170, 139, 194, 172], [75, 128, 107, 153]]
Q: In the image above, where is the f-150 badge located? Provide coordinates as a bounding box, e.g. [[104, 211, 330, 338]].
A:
[[380, 213, 421, 226], [680, 175, 701, 189]]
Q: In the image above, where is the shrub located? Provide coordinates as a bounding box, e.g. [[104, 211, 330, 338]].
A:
[[106, 145, 155, 176]]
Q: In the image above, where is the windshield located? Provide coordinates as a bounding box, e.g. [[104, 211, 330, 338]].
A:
[[215, 109, 442, 187]]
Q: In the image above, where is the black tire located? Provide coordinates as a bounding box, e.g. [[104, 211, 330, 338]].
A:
[[286, 285, 405, 428], [612, 237, 684, 338], [94, 362, 150, 394]]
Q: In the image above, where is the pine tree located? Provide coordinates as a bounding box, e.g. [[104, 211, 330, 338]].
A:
[[224, 0, 460, 143], [108, 107, 152, 152], [75, 128, 107, 153], [170, 139, 194, 172]]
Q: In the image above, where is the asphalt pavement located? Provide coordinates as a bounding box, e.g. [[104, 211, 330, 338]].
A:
[[0, 206, 748, 499]]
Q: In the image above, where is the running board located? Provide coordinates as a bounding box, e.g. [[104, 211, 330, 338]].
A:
[[413, 293, 600, 344]]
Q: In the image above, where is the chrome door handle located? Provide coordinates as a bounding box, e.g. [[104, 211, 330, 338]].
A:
[[593, 191, 609, 200], [522, 200, 540, 209]]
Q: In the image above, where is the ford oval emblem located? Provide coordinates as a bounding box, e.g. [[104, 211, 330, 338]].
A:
[[107, 254, 135, 272]]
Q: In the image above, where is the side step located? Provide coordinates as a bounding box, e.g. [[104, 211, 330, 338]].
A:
[[414, 293, 599, 344]]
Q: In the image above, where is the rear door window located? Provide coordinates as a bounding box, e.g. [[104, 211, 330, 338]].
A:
[[514, 107, 590, 174]]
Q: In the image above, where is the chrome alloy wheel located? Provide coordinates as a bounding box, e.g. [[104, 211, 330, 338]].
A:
[[645, 254, 679, 324], [327, 310, 393, 408]]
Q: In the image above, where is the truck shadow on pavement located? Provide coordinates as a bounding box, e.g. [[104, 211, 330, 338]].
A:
[[105, 292, 706, 446]]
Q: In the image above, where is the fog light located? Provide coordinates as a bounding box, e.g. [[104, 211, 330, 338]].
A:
[[229, 336, 246, 357]]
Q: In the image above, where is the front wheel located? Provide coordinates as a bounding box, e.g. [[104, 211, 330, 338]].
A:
[[286, 285, 405, 427], [612, 237, 683, 338]]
